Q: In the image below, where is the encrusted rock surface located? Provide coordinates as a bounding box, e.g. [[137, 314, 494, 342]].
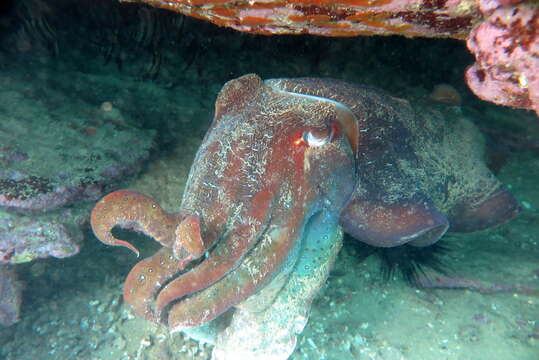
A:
[[466, 1, 539, 115], [0, 68, 157, 265], [0, 84, 156, 212], [0, 265, 22, 327], [0, 208, 85, 264]]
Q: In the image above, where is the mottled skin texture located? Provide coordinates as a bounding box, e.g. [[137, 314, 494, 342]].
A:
[[267, 78, 520, 247], [91, 75, 519, 354], [92, 74, 357, 328]]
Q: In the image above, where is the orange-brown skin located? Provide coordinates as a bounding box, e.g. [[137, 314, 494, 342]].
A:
[[121, 0, 480, 39], [91, 74, 519, 333], [90, 190, 182, 257], [91, 74, 357, 328], [156, 125, 318, 323], [123, 247, 178, 320], [150, 75, 357, 326], [91, 190, 207, 261]]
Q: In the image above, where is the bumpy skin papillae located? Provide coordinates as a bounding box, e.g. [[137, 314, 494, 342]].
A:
[[154, 75, 356, 327]]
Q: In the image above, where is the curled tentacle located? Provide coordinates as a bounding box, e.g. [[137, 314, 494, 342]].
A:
[[91, 190, 183, 256], [91, 190, 206, 263]]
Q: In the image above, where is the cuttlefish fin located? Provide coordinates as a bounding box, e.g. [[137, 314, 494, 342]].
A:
[[340, 198, 449, 247], [448, 186, 520, 233]]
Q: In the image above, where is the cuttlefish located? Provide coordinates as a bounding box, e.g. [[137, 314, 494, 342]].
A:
[[90, 74, 519, 359]]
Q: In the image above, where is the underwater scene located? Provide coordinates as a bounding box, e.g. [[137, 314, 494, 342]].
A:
[[0, 0, 538, 359]]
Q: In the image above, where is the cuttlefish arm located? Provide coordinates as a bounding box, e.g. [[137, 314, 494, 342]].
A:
[[123, 247, 179, 321], [90, 190, 206, 262], [90, 190, 210, 320], [90, 75, 356, 331], [156, 129, 354, 326], [154, 188, 275, 313], [213, 210, 344, 359], [165, 207, 305, 330]]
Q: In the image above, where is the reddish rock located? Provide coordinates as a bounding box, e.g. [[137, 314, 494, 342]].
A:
[[466, 1, 539, 115], [123, 0, 539, 116], [122, 0, 481, 38]]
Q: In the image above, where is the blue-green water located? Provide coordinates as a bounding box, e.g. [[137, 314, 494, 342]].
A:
[[0, 1, 538, 359]]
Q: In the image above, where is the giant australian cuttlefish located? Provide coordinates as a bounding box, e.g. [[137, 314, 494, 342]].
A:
[[90, 74, 519, 359]]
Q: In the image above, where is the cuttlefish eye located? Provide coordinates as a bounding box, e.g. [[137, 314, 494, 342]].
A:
[[302, 123, 335, 147]]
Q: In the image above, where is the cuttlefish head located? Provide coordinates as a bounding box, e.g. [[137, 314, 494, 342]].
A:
[[180, 74, 358, 245], [91, 74, 359, 328], [151, 74, 358, 329]]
